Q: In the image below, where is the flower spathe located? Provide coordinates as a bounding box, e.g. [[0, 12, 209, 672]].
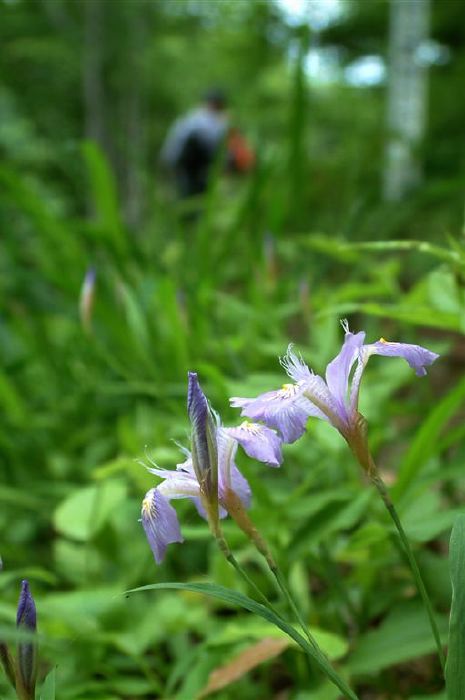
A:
[[230, 322, 439, 446], [187, 371, 218, 501], [141, 374, 283, 563], [16, 580, 36, 631]]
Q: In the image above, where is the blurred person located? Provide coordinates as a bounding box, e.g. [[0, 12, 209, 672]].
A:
[[160, 89, 254, 200]]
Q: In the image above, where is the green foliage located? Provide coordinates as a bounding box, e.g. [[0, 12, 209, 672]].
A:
[[0, 0, 464, 698], [128, 582, 358, 699], [445, 516, 465, 700], [40, 668, 56, 700]]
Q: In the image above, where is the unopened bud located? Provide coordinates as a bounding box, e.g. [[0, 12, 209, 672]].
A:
[[187, 372, 218, 521], [16, 580, 37, 700], [79, 266, 96, 333]]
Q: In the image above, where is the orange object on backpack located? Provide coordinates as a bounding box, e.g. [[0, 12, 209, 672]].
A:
[[227, 128, 255, 173]]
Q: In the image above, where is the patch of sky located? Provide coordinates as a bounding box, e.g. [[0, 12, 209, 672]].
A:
[[276, 0, 384, 87], [275, 0, 344, 31], [345, 55, 386, 88], [414, 40, 451, 67], [305, 46, 343, 85]]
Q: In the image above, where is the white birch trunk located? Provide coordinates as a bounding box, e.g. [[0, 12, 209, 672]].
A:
[[122, 4, 146, 231], [83, 0, 106, 149], [383, 0, 431, 202]]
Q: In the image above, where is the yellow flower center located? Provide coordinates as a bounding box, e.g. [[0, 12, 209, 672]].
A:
[[240, 421, 261, 435], [278, 383, 300, 399], [142, 496, 154, 515]]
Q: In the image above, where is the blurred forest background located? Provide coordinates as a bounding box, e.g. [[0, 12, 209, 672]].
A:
[[1, 0, 465, 698]]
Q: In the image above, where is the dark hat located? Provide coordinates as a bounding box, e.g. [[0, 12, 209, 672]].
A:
[[203, 88, 228, 109]]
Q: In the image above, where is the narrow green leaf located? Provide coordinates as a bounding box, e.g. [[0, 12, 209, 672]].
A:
[[127, 582, 358, 700], [40, 667, 56, 700], [350, 239, 462, 265], [445, 515, 465, 699], [393, 375, 465, 498], [81, 140, 126, 256]]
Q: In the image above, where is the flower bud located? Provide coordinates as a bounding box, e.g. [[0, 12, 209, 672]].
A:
[[187, 372, 218, 520], [79, 266, 96, 333], [16, 580, 37, 700]]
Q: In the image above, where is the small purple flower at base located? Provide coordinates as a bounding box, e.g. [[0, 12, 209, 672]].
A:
[[16, 580, 37, 700], [230, 321, 439, 447], [141, 489, 183, 564], [141, 428, 252, 563], [140, 372, 282, 563]]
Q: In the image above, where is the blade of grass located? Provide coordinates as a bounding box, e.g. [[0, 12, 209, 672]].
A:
[[445, 515, 465, 700], [127, 582, 359, 700]]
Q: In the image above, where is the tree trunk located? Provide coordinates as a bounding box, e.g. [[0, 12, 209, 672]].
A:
[[383, 0, 431, 202], [82, 0, 106, 150], [122, 3, 147, 231]]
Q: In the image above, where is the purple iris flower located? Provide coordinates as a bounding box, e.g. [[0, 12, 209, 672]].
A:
[[230, 321, 439, 444], [141, 374, 283, 563]]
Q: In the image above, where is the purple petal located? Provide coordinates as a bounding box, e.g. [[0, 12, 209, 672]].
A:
[[141, 488, 183, 564], [146, 459, 200, 493], [216, 430, 251, 508], [279, 345, 312, 382], [225, 422, 283, 467], [279, 346, 343, 427], [300, 373, 344, 426], [228, 464, 252, 509], [216, 429, 239, 490], [349, 337, 439, 416], [325, 327, 366, 413], [176, 455, 196, 475], [192, 497, 228, 520], [230, 385, 315, 443], [368, 338, 439, 376]]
